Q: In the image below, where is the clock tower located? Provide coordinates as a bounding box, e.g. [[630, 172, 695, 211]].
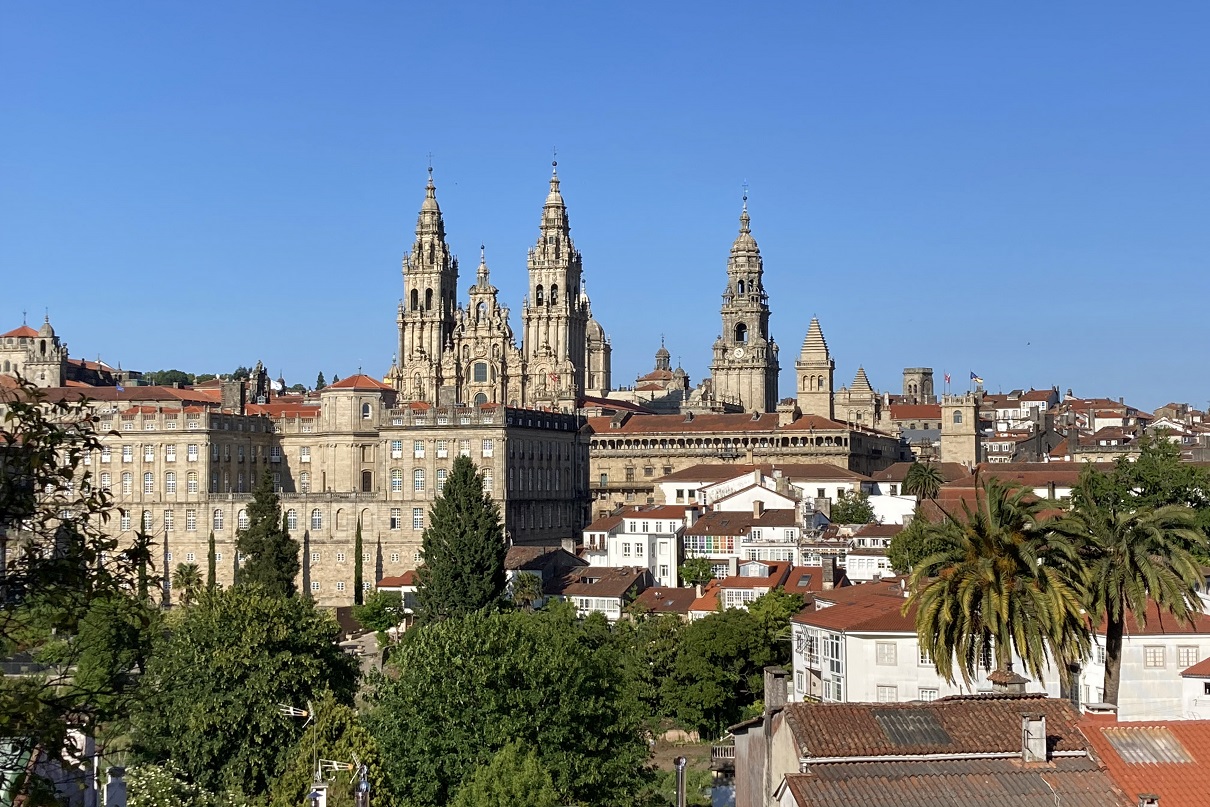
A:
[[709, 196, 780, 412]]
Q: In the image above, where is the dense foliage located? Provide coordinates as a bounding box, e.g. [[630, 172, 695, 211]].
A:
[[131, 587, 358, 796], [352, 591, 405, 633], [367, 606, 650, 806], [415, 456, 506, 623], [448, 741, 562, 807], [829, 490, 876, 524], [235, 470, 300, 597]]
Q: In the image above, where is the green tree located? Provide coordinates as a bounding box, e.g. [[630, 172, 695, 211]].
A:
[[906, 479, 1089, 684], [316, 372, 326, 390], [887, 512, 954, 573], [903, 461, 945, 500], [142, 369, 194, 387], [172, 562, 203, 606], [510, 572, 543, 611], [662, 609, 776, 737], [332, 374, 340, 384], [610, 613, 684, 732], [415, 456, 506, 623], [1050, 465, 1209, 704], [68, 593, 161, 725], [352, 591, 405, 633], [195, 373, 218, 384], [236, 469, 300, 597], [231, 366, 251, 380], [747, 588, 806, 661], [829, 490, 876, 524], [131, 587, 359, 797], [450, 741, 562, 807], [679, 556, 714, 587], [270, 691, 389, 807], [288, 383, 307, 394], [367, 608, 649, 806], [0, 381, 150, 797], [206, 531, 217, 592], [353, 518, 364, 605]]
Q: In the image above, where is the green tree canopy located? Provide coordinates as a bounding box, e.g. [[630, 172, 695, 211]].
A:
[[679, 556, 714, 587], [829, 490, 876, 524], [270, 691, 389, 807], [236, 470, 300, 597], [141, 369, 195, 387], [131, 587, 359, 797], [509, 572, 543, 611], [415, 456, 506, 623], [887, 512, 955, 573], [449, 741, 562, 807], [172, 562, 203, 606], [0, 381, 151, 796], [367, 608, 650, 807], [903, 461, 946, 500], [610, 613, 684, 732], [352, 591, 405, 633], [316, 372, 326, 390], [662, 608, 777, 737], [1050, 465, 1209, 704], [907, 479, 1089, 684]]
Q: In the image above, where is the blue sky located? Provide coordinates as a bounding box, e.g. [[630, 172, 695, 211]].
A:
[[2, 2, 1207, 410]]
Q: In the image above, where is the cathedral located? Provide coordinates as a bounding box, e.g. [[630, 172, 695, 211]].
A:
[[386, 164, 612, 413]]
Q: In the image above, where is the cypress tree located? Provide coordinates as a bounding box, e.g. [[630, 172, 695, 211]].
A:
[[316, 371, 326, 390], [236, 469, 300, 597], [353, 517, 364, 606], [415, 455, 506, 623], [206, 531, 217, 592]]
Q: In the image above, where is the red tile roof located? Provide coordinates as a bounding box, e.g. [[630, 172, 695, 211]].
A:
[[1082, 718, 1210, 806], [325, 374, 393, 391], [1181, 657, 1210, 678], [1095, 600, 1210, 637], [658, 463, 870, 483], [792, 595, 916, 633], [870, 462, 971, 484], [1, 325, 39, 338], [555, 566, 649, 598], [585, 412, 855, 436], [887, 404, 942, 420], [631, 586, 698, 615], [783, 695, 1091, 759], [377, 570, 418, 588]]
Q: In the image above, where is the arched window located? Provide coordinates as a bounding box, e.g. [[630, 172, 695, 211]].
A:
[[361, 470, 373, 492], [473, 362, 488, 383], [425, 288, 433, 310], [535, 285, 544, 306], [550, 285, 558, 305], [299, 471, 310, 493], [188, 471, 198, 493], [737, 280, 745, 295], [165, 471, 176, 494], [143, 472, 154, 494], [477, 302, 487, 319], [142, 510, 152, 531], [952, 410, 963, 424], [734, 322, 748, 344], [391, 469, 403, 492], [286, 509, 298, 530], [361, 402, 372, 420], [414, 469, 425, 492], [803, 377, 810, 391], [311, 509, 323, 530], [213, 509, 224, 531], [474, 392, 488, 406], [237, 509, 249, 530], [437, 468, 447, 493], [410, 289, 419, 310], [817, 375, 824, 389]]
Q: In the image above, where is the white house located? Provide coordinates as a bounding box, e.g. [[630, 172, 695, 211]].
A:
[[581, 504, 685, 587], [789, 580, 1061, 704]]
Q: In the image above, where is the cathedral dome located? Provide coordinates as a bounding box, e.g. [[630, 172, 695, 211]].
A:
[[38, 316, 55, 338]]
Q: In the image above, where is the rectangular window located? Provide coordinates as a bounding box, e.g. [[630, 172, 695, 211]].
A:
[[919, 647, 933, 666], [390, 508, 401, 530], [336, 581, 346, 592], [1179, 646, 1199, 668], [391, 440, 403, 459], [437, 440, 449, 458], [101, 447, 111, 463], [165, 445, 176, 462], [481, 438, 494, 457], [413, 508, 424, 530], [458, 439, 470, 456], [300, 446, 310, 463], [144, 446, 155, 462], [163, 510, 174, 532], [311, 581, 320, 592], [311, 551, 320, 563], [1145, 646, 1165, 668], [184, 552, 195, 563], [336, 552, 346, 563], [186, 509, 197, 531], [482, 469, 493, 492], [622, 543, 631, 557], [390, 552, 400, 563], [187, 443, 198, 462], [876, 685, 897, 703], [919, 688, 939, 702], [122, 445, 133, 463], [436, 469, 447, 493]]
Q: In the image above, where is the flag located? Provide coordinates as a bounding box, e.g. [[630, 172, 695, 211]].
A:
[[970, 371, 983, 384], [944, 373, 951, 384], [116, 384, 125, 392]]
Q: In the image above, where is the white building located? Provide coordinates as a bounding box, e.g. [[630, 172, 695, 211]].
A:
[[581, 504, 685, 587]]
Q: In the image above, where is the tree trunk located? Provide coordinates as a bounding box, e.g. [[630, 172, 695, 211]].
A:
[[1103, 615, 1125, 705]]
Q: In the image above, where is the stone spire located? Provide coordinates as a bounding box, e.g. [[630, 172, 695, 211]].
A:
[[476, 244, 492, 289], [799, 317, 830, 363], [851, 367, 874, 396], [415, 167, 445, 238]]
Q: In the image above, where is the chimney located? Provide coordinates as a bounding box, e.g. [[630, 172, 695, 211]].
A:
[[684, 506, 700, 528], [753, 500, 765, 518], [822, 556, 837, 591], [105, 767, 128, 807], [1021, 714, 1047, 763], [1138, 796, 1159, 807], [990, 669, 1029, 694], [695, 582, 703, 599], [763, 666, 789, 715]]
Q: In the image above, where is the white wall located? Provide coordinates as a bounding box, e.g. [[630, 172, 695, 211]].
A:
[[868, 494, 917, 525], [1078, 633, 1210, 720]]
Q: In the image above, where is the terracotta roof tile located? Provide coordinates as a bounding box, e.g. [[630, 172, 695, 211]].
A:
[[631, 587, 698, 614], [1082, 718, 1210, 806], [1, 325, 39, 338], [325, 374, 393, 391]]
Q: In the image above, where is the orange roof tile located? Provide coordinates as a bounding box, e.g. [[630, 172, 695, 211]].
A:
[[1, 325, 39, 338], [325, 374, 393, 391], [1082, 718, 1210, 806]]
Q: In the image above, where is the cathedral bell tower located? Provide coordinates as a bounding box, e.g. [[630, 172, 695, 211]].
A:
[[395, 168, 459, 403], [521, 162, 591, 411], [709, 195, 780, 412], [796, 317, 834, 419]]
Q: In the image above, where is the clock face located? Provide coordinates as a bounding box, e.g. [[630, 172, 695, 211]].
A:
[[732, 347, 746, 359]]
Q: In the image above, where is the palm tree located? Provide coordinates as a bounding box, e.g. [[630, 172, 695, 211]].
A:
[[903, 461, 945, 501], [172, 562, 203, 606], [906, 478, 1089, 685], [511, 572, 544, 612], [1050, 468, 1209, 705]]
